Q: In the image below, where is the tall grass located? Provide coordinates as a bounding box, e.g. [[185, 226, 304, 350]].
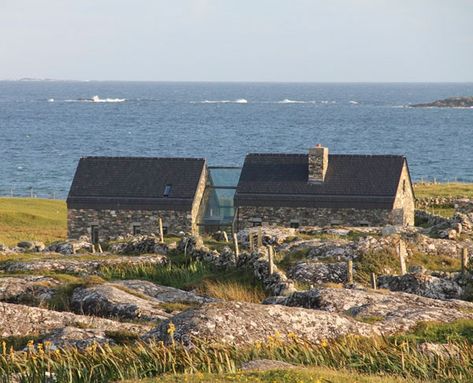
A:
[[1, 331, 473, 383]]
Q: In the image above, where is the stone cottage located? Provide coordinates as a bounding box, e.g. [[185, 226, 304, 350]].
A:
[[67, 157, 207, 241], [234, 145, 414, 229]]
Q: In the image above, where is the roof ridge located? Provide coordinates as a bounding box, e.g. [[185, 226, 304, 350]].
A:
[[246, 153, 405, 158], [81, 156, 206, 161]]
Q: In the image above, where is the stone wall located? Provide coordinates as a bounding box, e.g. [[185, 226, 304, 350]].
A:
[[236, 206, 398, 230], [392, 162, 415, 225], [67, 208, 192, 241], [191, 166, 208, 234], [308, 146, 328, 183]]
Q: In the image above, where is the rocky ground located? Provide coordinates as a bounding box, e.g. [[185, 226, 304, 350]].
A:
[[1, 203, 473, 353]]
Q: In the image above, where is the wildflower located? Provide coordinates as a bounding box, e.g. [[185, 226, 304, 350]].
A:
[[9, 346, 14, 361], [167, 322, 176, 336], [320, 339, 328, 348], [2, 340, 6, 357]]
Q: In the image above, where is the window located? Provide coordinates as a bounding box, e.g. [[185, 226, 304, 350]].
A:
[[402, 180, 406, 193], [163, 184, 172, 197], [358, 221, 370, 227], [162, 225, 169, 235], [133, 225, 141, 235], [290, 220, 300, 229]]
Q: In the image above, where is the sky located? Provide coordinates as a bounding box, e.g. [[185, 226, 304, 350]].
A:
[[0, 0, 472, 82]]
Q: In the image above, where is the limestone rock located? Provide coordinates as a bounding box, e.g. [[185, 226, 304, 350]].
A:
[[108, 235, 168, 255], [71, 284, 172, 321], [287, 262, 347, 285], [0, 302, 150, 339], [237, 227, 296, 246], [0, 276, 61, 304], [113, 280, 214, 304], [377, 273, 463, 300], [272, 287, 473, 333], [17, 241, 45, 252], [43, 326, 116, 349], [46, 237, 93, 255], [0, 254, 167, 274], [143, 301, 375, 346]]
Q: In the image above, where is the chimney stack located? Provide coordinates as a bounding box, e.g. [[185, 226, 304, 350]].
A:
[[308, 144, 328, 183]]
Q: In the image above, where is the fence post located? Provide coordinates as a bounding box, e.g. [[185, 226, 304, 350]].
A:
[[267, 245, 274, 275], [158, 218, 164, 243], [257, 227, 263, 248], [370, 273, 377, 290], [249, 233, 254, 251], [233, 233, 240, 259], [398, 240, 407, 275], [222, 231, 229, 243], [347, 259, 353, 284], [461, 248, 469, 274]]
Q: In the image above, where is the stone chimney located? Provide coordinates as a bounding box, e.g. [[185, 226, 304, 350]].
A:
[[308, 144, 329, 183]]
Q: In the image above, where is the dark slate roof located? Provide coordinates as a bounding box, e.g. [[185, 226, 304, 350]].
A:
[[234, 153, 408, 209], [67, 157, 206, 210]]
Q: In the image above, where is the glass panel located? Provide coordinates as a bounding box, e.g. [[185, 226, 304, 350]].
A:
[[208, 167, 241, 187]]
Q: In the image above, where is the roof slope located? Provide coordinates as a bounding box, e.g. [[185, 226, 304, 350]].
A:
[[67, 157, 205, 210], [235, 154, 406, 209]]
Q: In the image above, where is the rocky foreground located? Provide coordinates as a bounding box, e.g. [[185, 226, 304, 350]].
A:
[[1, 204, 473, 351]]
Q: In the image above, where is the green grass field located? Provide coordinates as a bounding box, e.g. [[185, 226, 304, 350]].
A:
[[413, 182, 473, 199], [0, 197, 66, 246]]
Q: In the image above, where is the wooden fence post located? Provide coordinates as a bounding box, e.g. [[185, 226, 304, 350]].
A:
[[222, 231, 229, 243], [370, 273, 377, 290], [249, 233, 254, 251], [233, 233, 240, 259], [267, 245, 274, 275], [158, 218, 164, 243], [257, 227, 263, 248], [461, 248, 469, 274], [347, 259, 353, 284], [97, 243, 103, 254], [398, 240, 407, 275]]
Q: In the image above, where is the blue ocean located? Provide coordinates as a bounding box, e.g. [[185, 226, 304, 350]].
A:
[[0, 81, 472, 199]]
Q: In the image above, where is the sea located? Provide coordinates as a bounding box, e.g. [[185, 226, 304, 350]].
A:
[[0, 81, 472, 199]]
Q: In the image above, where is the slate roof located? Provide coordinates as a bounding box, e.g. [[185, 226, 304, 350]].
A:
[[234, 153, 409, 209], [67, 157, 206, 210]]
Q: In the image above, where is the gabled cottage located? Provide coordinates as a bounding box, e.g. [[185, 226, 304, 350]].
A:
[[67, 157, 207, 241], [234, 145, 414, 229]]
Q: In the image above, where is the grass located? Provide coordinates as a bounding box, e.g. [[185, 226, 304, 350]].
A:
[[409, 253, 461, 273], [0, 197, 66, 247], [98, 261, 267, 303], [413, 182, 473, 199], [2, 321, 473, 383], [129, 367, 419, 383]]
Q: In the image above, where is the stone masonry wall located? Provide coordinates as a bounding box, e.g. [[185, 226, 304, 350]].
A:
[[68, 208, 192, 241], [392, 162, 415, 226], [236, 206, 398, 230], [308, 146, 328, 183]]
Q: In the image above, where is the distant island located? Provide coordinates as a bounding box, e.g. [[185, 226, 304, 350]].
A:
[[412, 96, 473, 108]]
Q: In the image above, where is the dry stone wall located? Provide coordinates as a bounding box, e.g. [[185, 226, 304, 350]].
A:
[[68, 208, 191, 240]]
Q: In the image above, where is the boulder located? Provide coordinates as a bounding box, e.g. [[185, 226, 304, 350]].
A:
[[377, 272, 463, 300], [17, 241, 45, 252], [270, 287, 473, 333], [114, 280, 213, 304], [43, 326, 116, 349], [143, 301, 375, 346], [0, 276, 61, 304], [0, 302, 150, 339], [46, 237, 93, 255], [71, 283, 172, 321], [287, 262, 347, 285], [237, 227, 296, 247], [0, 254, 167, 274], [108, 235, 168, 255], [0, 243, 9, 253]]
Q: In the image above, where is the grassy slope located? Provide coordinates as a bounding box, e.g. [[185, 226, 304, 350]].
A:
[[0, 197, 66, 246], [413, 182, 473, 199]]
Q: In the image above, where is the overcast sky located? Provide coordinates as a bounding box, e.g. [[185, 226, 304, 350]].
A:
[[0, 0, 472, 82]]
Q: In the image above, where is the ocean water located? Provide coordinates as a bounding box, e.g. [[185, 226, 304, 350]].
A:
[[0, 81, 472, 199]]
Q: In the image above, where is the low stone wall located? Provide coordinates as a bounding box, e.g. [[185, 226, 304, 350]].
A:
[[68, 208, 192, 240], [236, 206, 403, 230], [416, 197, 473, 211]]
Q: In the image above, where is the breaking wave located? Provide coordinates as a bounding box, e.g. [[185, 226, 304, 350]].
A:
[[276, 99, 316, 104], [349, 100, 359, 104], [195, 98, 248, 104], [64, 95, 126, 103]]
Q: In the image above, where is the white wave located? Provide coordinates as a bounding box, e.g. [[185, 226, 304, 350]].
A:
[[320, 100, 336, 104], [277, 99, 317, 104], [64, 96, 126, 103], [197, 98, 248, 104], [349, 100, 358, 104], [48, 98, 55, 102]]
